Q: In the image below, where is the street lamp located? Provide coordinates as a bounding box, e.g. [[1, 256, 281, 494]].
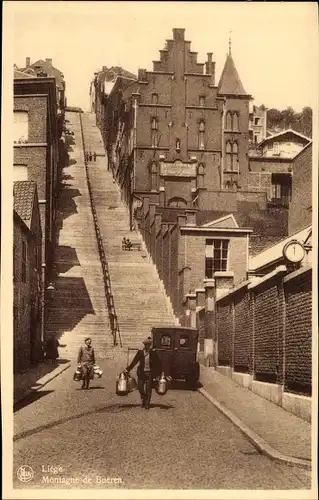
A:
[[46, 282, 55, 302]]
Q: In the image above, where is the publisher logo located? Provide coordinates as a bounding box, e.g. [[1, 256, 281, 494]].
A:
[[17, 465, 34, 483]]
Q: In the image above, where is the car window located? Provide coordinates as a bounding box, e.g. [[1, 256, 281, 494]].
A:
[[160, 335, 171, 347], [179, 335, 189, 347]]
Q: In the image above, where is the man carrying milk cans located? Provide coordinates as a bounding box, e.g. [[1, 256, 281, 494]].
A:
[[124, 337, 165, 410]]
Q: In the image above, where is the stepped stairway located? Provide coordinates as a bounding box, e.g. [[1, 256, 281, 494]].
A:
[[45, 111, 113, 361], [81, 112, 179, 348]]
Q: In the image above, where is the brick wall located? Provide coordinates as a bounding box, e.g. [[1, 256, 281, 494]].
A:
[[14, 96, 47, 143], [254, 281, 279, 382], [214, 266, 312, 395], [289, 144, 312, 234], [217, 297, 233, 365], [234, 289, 250, 372], [285, 270, 312, 394], [14, 213, 42, 372]]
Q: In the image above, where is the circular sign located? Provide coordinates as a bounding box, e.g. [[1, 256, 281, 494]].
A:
[[282, 240, 305, 264]]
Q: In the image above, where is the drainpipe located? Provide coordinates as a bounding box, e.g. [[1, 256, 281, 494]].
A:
[[221, 98, 226, 189], [131, 93, 139, 230]]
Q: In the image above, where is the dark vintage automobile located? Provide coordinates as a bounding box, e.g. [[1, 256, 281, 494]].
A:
[[151, 326, 200, 390]]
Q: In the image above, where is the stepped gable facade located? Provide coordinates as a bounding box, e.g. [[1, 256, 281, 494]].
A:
[[94, 30, 284, 222]]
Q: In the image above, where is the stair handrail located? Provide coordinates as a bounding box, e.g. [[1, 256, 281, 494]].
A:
[[79, 113, 122, 348]]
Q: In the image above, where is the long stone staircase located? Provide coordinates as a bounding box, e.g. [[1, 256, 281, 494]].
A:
[[45, 112, 112, 360], [81, 112, 178, 348]]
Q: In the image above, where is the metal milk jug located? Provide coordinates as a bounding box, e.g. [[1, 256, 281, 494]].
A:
[[117, 372, 128, 393], [157, 372, 167, 395]]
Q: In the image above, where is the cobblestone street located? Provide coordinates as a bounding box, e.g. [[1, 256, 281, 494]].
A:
[[13, 358, 311, 490]]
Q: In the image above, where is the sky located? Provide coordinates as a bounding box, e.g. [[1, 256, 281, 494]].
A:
[[5, 1, 318, 112]]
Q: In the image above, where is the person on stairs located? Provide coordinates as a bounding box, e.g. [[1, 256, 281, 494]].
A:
[[77, 337, 96, 390], [124, 337, 163, 409]]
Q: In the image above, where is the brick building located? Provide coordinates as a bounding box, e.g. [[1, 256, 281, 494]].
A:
[[17, 57, 67, 136], [93, 28, 273, 224], [248, 103, 267, 147], [14, 74, 61, 285], [13, 181, 42, 372], [249, 130, 312, 208], [288, 142, 312, 234]]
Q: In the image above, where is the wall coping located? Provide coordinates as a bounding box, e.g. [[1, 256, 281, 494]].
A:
[[214, 271, 234, 278], [216, 278, 249, 302], [14, 143, 47, 147], [180, 226, 253, 234], [196, 306, 205, 313], [203, 279, 215, 288], [283, 264, 312, 283], [248, 265, 287, 290]]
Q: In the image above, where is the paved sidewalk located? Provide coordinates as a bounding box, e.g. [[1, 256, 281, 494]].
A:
[[14, 361, 71, 405], [199, 366, 311, 468]]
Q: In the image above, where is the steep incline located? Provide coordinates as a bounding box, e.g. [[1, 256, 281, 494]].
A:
[[81, 112, 178, 348], [45, 112, 112, 360]]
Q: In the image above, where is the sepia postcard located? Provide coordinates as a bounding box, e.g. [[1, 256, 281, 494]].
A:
[[1, 1, 318, 499]]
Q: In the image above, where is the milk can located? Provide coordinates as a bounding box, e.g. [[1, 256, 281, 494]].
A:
[[156, 372, 168, 395]]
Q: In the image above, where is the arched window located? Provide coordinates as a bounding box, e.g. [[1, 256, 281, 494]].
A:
[[226, 112, 232, 130], [151, 118, 158, 147], [168, 197, 187, 208], [233, 112, 239, 131], [232, 141, 239, 171], [150, 162, 158, 190], [199, 120, 205, 149], [198, 163, 205, 175], [226, 141, 232, 170], [225, 141, 239, 171], [197, 163, 205, 189]]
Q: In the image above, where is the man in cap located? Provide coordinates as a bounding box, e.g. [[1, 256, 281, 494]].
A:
[[77, 337, 96, 389], [125, 336, 160, 409]]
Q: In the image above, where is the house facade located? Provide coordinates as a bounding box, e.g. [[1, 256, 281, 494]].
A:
[[13, 181, 43, 372], [93, 29, 275, 226], [249, 130, 312, 209], [13, 75, 61, 285], [288, 142, 312, 234], [248, 103, 267, 147]]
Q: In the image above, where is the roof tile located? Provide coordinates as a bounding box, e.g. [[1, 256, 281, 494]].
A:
[[218, 54, 247, 96], [13, 181, 36, 225]]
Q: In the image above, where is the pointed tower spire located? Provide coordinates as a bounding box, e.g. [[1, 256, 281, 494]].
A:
[[228, 31, 232, 56], [218, 52, 248, 96]]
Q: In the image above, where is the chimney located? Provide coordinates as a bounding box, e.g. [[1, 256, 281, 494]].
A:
[[173, 28, 185, 42], [206, 53, 215, 85], [45, 58, 52, 66], [138, 68, 147, 81], [102, 66, 107, 72], [26, 57, 31, 68]]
